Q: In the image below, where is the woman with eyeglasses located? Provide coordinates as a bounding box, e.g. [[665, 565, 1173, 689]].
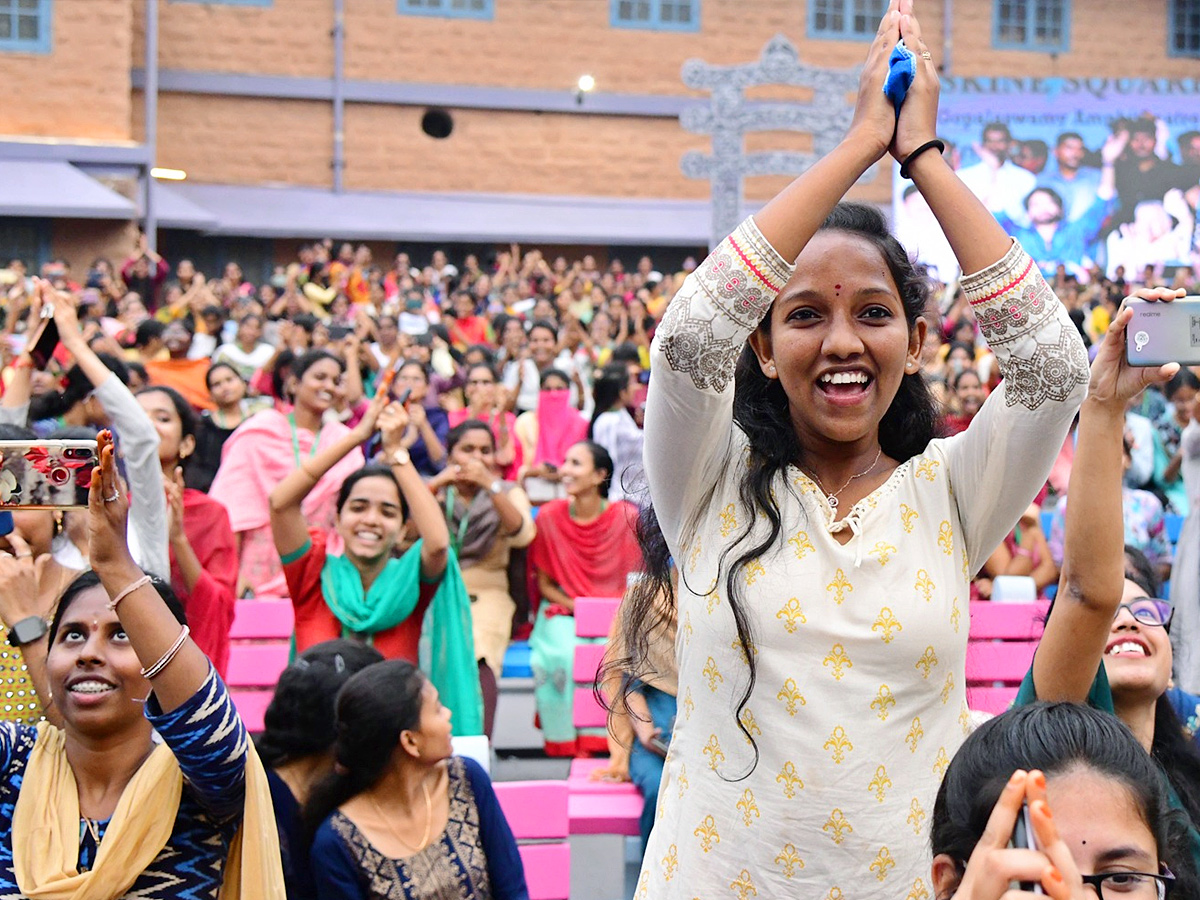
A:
[[1018, 286, 1200, 874], [931, 703, 1192, 900]]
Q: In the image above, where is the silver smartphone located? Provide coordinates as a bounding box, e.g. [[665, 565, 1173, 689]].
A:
[[1126, 296, 1200, 367], [1010, 802, 1044, 895], [0, 440, 98, 509]]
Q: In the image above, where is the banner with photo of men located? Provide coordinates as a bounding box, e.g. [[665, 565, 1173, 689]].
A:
[[893, 78, 1200, 283]]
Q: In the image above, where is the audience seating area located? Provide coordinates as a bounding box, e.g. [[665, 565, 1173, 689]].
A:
[[494, 781, 571, 900]]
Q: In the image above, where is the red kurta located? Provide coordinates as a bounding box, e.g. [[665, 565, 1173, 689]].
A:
[[284, 528, 438, 660], [527, 498, 641, 607], [171, 488, 238, 677]]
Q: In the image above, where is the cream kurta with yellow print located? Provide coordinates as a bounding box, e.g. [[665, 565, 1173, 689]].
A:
[[640, 218, 1088, 900]]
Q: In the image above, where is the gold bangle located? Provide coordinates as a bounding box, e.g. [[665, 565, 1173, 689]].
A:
[[141, 624, 190, 679], [106, 575, 153, 612]]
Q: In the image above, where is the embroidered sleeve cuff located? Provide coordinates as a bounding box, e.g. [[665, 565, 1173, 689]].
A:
[[960, 240, 1059, 349], [654, 217, 794, 393]]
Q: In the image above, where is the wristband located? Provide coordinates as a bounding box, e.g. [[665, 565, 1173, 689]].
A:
[[899, 139, 946, 180]]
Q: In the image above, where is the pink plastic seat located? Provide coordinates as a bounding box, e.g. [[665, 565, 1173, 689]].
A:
[[229, 599, 294, 640], [226, 643, 290, 688], [494, 781, 569, 900], [574, 597, 621, 639], [568, 757, 639, 796]]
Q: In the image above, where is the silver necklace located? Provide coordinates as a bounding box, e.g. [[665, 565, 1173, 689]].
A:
[[806, 447, 883, 510]]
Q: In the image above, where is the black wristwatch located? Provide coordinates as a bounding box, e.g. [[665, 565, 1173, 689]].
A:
[[7, 616, 48, 648]]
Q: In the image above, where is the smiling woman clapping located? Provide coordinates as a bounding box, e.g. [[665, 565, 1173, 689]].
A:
[[617, 0, 1090, 895]]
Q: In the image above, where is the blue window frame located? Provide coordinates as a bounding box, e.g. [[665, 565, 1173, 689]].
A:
[[611, 0, 699, 32], [992, 0, 1070, 51], [398, 0, 493, 20], [1170, 0, 1200, 56], [808, 0, 887, 41], [169, 1, 272, 6], [0, 0, 51, 54]]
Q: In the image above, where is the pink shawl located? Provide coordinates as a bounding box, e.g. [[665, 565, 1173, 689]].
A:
[[533, 390, 589, 467], [209, 408, 364, 534]]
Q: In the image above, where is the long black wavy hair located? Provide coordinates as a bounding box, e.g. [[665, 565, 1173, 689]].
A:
[[932, 702, 1198, 899], [608, 202, 938, 778]]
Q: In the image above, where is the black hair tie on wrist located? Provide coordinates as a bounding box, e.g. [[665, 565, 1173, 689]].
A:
[[899, 139, 946, 180]]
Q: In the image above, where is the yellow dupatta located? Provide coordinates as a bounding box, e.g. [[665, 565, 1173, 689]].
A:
[[12, 722, 285, 900]]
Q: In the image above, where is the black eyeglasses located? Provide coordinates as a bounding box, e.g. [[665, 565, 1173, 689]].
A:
[[1115, 597, 1173, 628], [1080, 867, 1174, 899]]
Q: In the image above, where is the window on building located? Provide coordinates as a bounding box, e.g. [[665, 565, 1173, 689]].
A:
[[808, 0, 887, 40], [1170, 0, 1200, 56], [0, 0, 51, 53], [993, 0, 1069, 51], [611, 0, 700, 32], [397, 0, 493, 20], [0, 219, 51, 273], [169, 0, 272, 6]]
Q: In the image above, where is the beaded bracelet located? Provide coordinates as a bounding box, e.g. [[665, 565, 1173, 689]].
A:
[[106, 575, 153, 612], [141, 625, 191, 680]]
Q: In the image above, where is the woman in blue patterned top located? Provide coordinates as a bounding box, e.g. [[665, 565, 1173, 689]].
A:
[[0, 429, 284, 899], [305, 659, 528, 900]]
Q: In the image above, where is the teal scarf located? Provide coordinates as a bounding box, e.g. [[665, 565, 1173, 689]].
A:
[[320, 541, 484, 736]]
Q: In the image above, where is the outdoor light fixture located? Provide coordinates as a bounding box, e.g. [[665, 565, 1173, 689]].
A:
[[575, 74, 596, 105], [150, 167, 187, 181]]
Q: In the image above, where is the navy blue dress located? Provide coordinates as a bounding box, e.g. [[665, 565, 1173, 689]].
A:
[[267, 767, 315, 900], [310, 756, 527, 900], [0, 668, 248, 899]]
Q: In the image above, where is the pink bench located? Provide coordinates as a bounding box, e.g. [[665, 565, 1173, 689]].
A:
[[965, 601, 1047, 715], [493, 781, 570, 900], [569, 597, 643, 837], [227, 599, 293, 732]]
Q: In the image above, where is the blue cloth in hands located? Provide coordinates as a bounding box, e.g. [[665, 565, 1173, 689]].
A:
[[883, 39, 916, 117]]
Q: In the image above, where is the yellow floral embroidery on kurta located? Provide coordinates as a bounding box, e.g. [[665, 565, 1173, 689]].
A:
[[950, 596, 962, 632], [940, 672, 955, 704], [775, 843, 804, 878], [739, 707, 761, 740], [907, 878, 931, 900], [872, 607, 902, 643], [702, 734, 725, 770], [777, 677, 806, 715], [703, 657, 724, 692], [776, 761, 804, 798], [823, 644, 853, 680], [688, 539, 702, 573], [868, 765, 892, 802], [933, 746, 951, 778], [871, 684, 896, 721], [824, 726, 853, 764], [731, 636, 757, 665], [788, 530, 815, 559], [900, 503, 918, 533], [635, 871, 649, 899], [869, 542, 897, 566], [678, 764, 689, 798], [737, 789, 760, 826], [776, 597, 807, 633], [730, 869, 757, 900], [683, 611, 694, 644], [662, 844, 679, 880], [914, 569, 935, 602], [744, 558, 765, 586], [684, 687, 695, 720], [694, 814, 720, 853], [870, 846, 897, 882], [705, 588, 720, 614], [915, 646, 939, 678], [719, 504, 738, 537], [937, 521, 954, 555], [959, 703, 972, 735], [826, 569, 853, 605], [907, 798, 926, 834], [916, 458, 939, 481], [905, 717, 924, 752], [822, 809, 853, 845]]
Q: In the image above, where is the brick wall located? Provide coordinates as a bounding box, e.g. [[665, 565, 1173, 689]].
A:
[[51, 219, 140, 285], [0, 0, 133, 140]]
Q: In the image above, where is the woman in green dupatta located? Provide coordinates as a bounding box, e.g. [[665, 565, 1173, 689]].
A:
[[1015, 285, 1200, 878], [270, 389, 484, 736]]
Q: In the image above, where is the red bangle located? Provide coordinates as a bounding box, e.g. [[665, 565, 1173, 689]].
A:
[[12, 357, 33, 370]]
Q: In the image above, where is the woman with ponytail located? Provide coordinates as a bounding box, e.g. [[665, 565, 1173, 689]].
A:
[[305, 660, 528, 900], [620, 1, 1089, 895], [589, 363, 644, 502]]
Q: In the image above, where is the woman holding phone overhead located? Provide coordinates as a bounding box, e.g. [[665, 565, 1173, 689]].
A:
[[0, 430, 284, 898], [619, 1, 1089, 895]]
